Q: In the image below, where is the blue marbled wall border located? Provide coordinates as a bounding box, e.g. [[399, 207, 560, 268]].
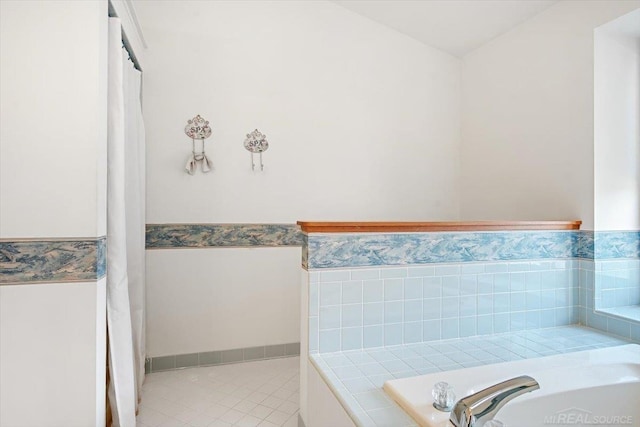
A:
[[304, 230, 640, 269], [146, 223, 303, 249], [97, 237, 107, 278], [306, 231, 579, 269], [0, 237, 107, 284], [301, 234, 309, 269], [594, 231, 640, 259], [576, 231, 594, 260]]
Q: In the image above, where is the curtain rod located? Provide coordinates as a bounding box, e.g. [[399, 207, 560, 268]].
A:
[[121, 32, 142, 72], [108, 2, 142, 72]]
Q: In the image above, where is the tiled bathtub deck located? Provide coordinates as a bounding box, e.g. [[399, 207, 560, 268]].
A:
[[598, 305, 640, 323], [309, 325, 633, 427]]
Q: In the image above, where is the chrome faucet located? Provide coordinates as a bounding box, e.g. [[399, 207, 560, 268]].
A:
[[449, 375, 540, 427]]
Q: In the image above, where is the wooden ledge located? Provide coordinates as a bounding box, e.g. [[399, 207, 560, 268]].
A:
[[296, 221, 582, 233]]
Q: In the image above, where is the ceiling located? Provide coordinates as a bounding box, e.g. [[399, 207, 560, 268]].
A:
[[332, 0, 559, 57]]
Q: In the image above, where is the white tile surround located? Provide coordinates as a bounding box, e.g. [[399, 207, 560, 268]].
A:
[[137, 357, 300, 427]]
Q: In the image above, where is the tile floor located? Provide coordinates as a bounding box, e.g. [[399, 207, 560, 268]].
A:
[[137, 356, 300, 427]]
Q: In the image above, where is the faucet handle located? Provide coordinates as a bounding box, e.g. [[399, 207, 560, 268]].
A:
[[432, 381, 456, 412]]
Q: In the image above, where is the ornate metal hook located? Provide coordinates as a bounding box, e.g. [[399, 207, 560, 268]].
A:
[[244, 129, 269, 171], [184, 115, 213, 175]]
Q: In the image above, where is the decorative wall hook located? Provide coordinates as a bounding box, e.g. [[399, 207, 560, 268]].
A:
[[184, 115, 213, 175], [244, 129, 269, 171]]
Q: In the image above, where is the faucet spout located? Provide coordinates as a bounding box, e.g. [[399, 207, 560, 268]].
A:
[[449, 375, 539, 427]]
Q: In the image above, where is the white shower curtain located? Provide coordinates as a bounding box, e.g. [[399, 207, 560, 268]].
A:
[[107, 17, 146, 427], [123, 36, 146, 409]]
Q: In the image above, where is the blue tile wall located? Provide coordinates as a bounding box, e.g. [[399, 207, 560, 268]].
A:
[[588, 232, 640, 328], [595, 260, 640, 309], [579, 260, 640, 342], [309, 260, 579, 353], [305, 229, 640, 353]]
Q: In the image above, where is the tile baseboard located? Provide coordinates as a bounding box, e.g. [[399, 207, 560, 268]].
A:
[[146, 342, 301, 373]]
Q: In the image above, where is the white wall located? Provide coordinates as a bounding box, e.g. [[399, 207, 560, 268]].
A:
[[146, 248, 301, 356], [0, 1, 107, 425], [0, 281, 105, 427], [0, 0, 107, 239], [135, 0, 462, 356], [460, 0, 640, 230], [136, 0, 461, 223], [594, 9, 640, 231]]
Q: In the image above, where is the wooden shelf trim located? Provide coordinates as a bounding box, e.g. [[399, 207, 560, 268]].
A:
[[296, 221, 582, 233]]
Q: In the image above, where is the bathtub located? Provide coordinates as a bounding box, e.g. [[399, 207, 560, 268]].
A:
[[384, 344, 640, 427]]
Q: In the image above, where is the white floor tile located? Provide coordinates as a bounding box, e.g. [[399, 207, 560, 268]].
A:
[[137, 357, 299, 427], [280, 381, 298, 392], [137, 406, 170, 427], [277, 401, 298, 415], [231, 387, 254, 399], [202, 403, 228, 418], [171, 408, 200, 424], [270, 389, 294, 400], [264, 410, 290, 425], [157, 418, 187, 427], [248, 404, 273, 419], [286, 393, 299, 405], [257, 383, 280, 394], [219, 409, 245, 424], [206, 390, 229, 402], [236, 414, 263, 427], [282, 413, 298, 427], [186, 413, 216, 427], [219, 395, 243, 408], [246, 391, 269, 404], [260, 395, 285, 410], [233, 399, 258, 414]]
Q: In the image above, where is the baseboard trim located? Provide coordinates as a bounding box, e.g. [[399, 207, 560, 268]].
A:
[[146, 342, 301, 373]]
